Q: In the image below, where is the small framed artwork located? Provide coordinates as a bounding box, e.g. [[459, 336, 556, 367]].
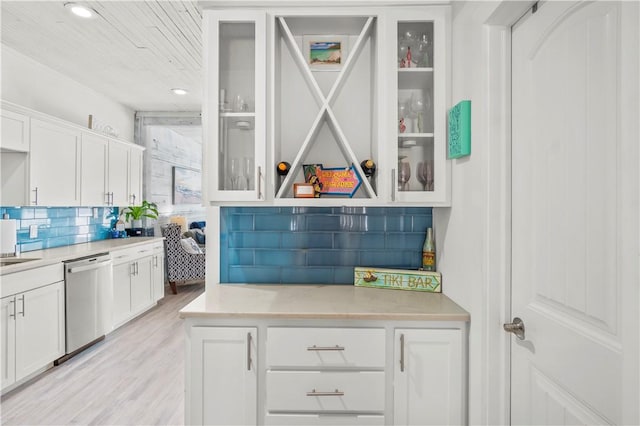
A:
[[303, 35, 349, 71], [172, 166, 202, 205]]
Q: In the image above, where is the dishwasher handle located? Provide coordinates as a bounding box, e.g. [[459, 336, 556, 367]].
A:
[[67, 259, 112, 274]]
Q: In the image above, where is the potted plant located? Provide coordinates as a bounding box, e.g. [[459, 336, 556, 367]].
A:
[[121, 200, 159, 235]]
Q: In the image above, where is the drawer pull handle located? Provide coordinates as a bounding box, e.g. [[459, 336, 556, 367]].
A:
[[306, 389, 344, 397], [247, 332, 252, 371], [307, 345, 345, 351], [400, 333, 405, 372]]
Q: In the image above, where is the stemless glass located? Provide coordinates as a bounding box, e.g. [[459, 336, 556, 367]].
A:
[[242, 157, 254, 190], [229, 157, 241, 190]]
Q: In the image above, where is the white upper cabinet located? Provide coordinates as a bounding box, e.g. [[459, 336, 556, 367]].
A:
[[128, 146, 143, 206], [30, 118, 81, 206], [205, 10, 266, 203], [203, 5, 450, 206], [387, 7, 451, 206], [80, 132, 109, 206], [1, 109, 30, 152]]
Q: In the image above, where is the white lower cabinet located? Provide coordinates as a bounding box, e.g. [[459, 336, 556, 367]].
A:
[[151, 241, 165, 302], [186, 323, 466, 425], [188, 327, 257, 426], [111, 242, 162, 329], [1, 264, 65, 393], [394, 329, 464, 425]]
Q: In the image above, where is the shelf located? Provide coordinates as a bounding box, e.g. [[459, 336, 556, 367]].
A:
[[274, 15, 377, 200], [398, 67, 434, 73], [220, 112, 256, 118], [398, 133, 434, 138]]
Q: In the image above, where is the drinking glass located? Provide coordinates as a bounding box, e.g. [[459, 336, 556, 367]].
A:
[[229, 157, 241, 190], [242, 157, 254, 190], [398, 100, 409, 133], [416, 33, 430, 67], [425, 162, 434, 191], [398, 160, 411, 191], [410, 92, 425, 133], [417, 162, 428, 190]]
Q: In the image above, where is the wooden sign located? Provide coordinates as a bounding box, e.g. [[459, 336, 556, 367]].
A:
[[354, 267, 442, 293], [303, 164, 362, 197]]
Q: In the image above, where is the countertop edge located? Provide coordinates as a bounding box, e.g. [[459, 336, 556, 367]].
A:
[[0, 237, 165, 275], [179, 311, 470, 321]]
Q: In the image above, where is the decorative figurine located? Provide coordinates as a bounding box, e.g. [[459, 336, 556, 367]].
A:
[[399, 117, 406, 133], [406, 46, 412, 68]]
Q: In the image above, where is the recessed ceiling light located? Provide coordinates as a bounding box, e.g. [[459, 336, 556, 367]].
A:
[[171, 88, 188, 95], [64, 3, 95, 19]]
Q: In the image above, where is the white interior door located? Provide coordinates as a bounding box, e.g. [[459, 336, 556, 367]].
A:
[[511, 1, 638, 424]]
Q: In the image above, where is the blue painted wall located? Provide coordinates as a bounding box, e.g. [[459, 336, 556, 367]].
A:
[[1, 206, 117, 252], [220, 207, 432, 284]]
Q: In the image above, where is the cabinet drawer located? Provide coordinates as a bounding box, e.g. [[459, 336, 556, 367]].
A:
[[266, 371, 385, 413], [265, 414, 384, 425], [267, 328, 385, 368], [1, 263, 63, 298]]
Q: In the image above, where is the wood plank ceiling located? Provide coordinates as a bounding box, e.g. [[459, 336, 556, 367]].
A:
[[1, 1, 203, 111]]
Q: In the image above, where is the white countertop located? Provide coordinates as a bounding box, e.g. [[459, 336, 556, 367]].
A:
[[0, 237, 164, 275], [179, 284, 470, 322]]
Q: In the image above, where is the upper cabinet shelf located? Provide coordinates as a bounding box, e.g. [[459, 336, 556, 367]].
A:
[[203, 6, 450, 206]]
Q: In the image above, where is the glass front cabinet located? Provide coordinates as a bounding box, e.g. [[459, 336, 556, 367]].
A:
[[204, 6, 450, 206], [205, 11, 266, 202]]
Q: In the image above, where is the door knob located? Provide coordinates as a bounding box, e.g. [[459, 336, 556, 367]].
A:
[[503, 317, 525, 340]]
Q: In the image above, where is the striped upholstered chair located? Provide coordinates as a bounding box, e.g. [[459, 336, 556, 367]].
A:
[[161, 223, 205, 294]]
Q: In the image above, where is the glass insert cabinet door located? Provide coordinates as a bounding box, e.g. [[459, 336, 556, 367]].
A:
[[390, 8, 450, 205], [205, 11, 266, 202]]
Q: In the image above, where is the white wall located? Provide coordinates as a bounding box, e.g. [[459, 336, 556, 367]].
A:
[[434, 1, 517, 424], [1, 46, 135, 141]]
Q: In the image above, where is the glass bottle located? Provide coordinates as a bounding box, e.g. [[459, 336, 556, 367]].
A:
[[422, 227, 436, 271]]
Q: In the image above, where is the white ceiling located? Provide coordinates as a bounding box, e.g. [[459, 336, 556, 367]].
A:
[[1, 1, 203, 112]]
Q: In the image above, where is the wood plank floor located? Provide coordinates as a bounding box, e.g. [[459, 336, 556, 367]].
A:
[[1, 283, 204, 425]]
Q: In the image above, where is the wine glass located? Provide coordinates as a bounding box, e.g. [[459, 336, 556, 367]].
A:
[[416, 33, 430, 67], [398, 159, 411, 191], [410, 92, 425, 133], [398, 100, 409, 133], [417, 162, 427, 190], [242, 157, 254, 190], [425, 162, 434, 191], [229, 157, 241, 190]]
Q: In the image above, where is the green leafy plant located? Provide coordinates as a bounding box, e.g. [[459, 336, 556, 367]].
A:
[[121, 200, 159, 223]]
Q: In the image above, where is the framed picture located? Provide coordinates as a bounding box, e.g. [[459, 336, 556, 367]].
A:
[[303, 35, 349, 71], [172, 166, 202, 205]]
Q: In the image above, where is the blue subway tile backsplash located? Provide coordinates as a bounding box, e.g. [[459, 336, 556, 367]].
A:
[[1, 206, 117, 253], [220, 206, 432, 285]]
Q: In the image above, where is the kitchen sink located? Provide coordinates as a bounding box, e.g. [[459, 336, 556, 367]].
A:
[[0, 257, 40, 267]]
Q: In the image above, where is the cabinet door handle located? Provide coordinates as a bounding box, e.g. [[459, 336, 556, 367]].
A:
[[8, 299, 16, 318], [391, 169, 396, 201], [306, 389, 344, 397], [130, 262, 135, 276], [247, 332, 252, 371], [400, 333, 405, 372], [307, 345, 345, 351], [135, 261, 139, 275], [110, 192, 114, 206], [17, 295, 25, 317], [257, 166, 262, 200], [154, 256, 158, 267], [32, 187, 39, 205]]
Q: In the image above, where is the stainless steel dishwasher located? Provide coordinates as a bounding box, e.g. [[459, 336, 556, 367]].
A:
[[56, 252, 112, 364]]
